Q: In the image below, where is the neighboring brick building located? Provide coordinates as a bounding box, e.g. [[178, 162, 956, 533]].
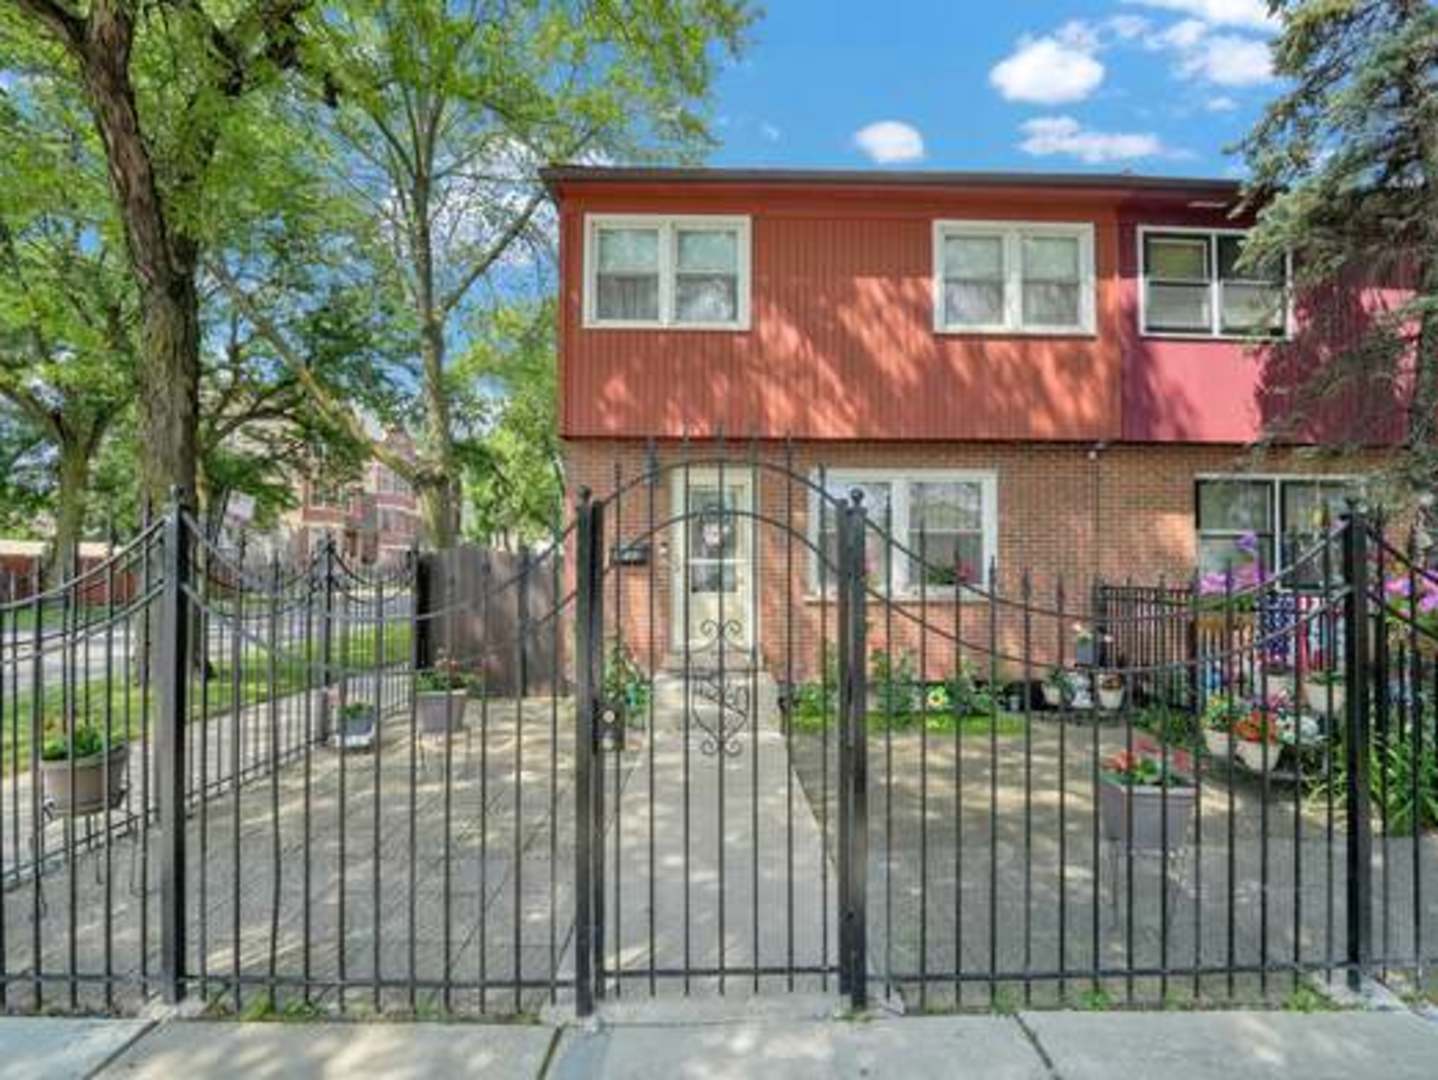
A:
[[287, 431, 424, 564], [544, 166, 1396, 674]]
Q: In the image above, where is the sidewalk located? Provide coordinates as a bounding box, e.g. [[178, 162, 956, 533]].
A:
[[4, 1000, 1436, 1080]]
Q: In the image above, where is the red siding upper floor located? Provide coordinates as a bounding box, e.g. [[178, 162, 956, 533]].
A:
[[548, 167, 1406, 447]]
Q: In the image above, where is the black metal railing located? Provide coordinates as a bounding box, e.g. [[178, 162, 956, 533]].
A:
[[2, 452, 1434, 1019]]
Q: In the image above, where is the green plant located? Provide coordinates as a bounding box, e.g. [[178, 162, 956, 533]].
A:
[[338, 701, 375, 721], [946, 661, 995, 718], [1201, 695, 1249, 733], [1307, 668, 1345, 686], [1102, 743, 1194, 788], [870, 649, 919, 721], [1309, 726, 1438, 835], [1136, 705, 1204, 749], [40, 722, 122, 762], [602, 640, 649, 716], [1283, 984, 1338, 1013], [416, 651, 469, 693]]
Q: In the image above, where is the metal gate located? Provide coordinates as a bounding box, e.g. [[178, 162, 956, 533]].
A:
[[569, 457, 872, 1013]]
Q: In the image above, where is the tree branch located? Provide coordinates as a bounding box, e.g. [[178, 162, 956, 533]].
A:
[[13, 0, 87, 51]]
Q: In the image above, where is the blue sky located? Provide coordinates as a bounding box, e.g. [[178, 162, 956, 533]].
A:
[[707, 0, 1278, 178]]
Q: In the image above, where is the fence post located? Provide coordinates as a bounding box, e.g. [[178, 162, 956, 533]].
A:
[[837, 491, 869, 1009], [1341, 504, 1373, 990], [318, 537, 337, 742], [574, 491, 605, 1017], [517, 545, 531, 699], [158, 488, 190, 1003]]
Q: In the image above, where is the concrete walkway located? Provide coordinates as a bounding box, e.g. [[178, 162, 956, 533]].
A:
[[3, 1003, 1435, 1079]]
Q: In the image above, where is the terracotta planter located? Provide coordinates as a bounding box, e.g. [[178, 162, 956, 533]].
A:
[[417, 691, 467, 735], [1304, 680, 1346, 717], [1099, 779, 1196, 850], [42, 744, 128, 816]]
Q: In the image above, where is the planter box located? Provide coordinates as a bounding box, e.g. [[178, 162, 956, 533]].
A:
[[334, 706, 377, 751], [417, 691, 468, 735], [1304, 680, 1346, 717], [1099, 779, 1196, 850], [42, 745, 128, 817]]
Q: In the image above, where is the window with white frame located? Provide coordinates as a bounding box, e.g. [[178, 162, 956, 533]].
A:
[[1142, 229, 1288, 338], [934, 221, 1094, 334], [812, 470, 997, 593], [1195, 476, 1357, 586], [585, 214, 750, 329]]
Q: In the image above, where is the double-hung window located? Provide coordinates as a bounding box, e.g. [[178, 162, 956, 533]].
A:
[[585, 214, 751, 329], [1142, 229, 1288, 338], [1196, 476, 1357, 586], [934, 221, 1094, 335], [812, 470, 997, 594]]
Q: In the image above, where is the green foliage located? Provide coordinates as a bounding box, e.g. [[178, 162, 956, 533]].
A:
[[1311, 724, 1438, 835], [946, 661, 997, 718], [603, 640, 650, 717], [1283, 984, 1338, 1013], [1136, 704, 1205, 749], [1236, 3, 1438, 498], [870, 649, 919, 719], [40, 722, 123, 763]]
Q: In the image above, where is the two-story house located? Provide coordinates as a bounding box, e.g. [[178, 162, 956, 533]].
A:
[[545, 166, 1393, 673]]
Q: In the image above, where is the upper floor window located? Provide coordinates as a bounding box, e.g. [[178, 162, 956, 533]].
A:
[[584, 214, 751, 330], [933, 221, 1095, 335], [1141, 229, 1288, 339]]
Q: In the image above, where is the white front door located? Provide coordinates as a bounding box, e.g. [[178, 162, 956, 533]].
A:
[[671, 470, 755, 653]]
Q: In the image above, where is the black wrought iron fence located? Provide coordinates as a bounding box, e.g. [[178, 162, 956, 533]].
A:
[[1, 455, 1434, 1020]]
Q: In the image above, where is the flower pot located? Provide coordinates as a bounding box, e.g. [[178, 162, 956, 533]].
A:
[[1304, 680, 1346, 717], [1041, 683, 1064, 709], [1099, 779, 1196, 850], [334, 706, 377, 750], [1204, 730, 1233, 760], [417, 690, 468, 735], [1096, 684, 1124, 711], [42, 744, 128, 816], [1234, 738, 1280, 773]]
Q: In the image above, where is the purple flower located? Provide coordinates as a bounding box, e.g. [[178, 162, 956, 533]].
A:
[[1386, 577, 1412, 597], [1235, 531, 1259, 555]]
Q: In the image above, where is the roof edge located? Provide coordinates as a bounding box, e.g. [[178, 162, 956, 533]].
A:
[[539, 164, 1243, 197]]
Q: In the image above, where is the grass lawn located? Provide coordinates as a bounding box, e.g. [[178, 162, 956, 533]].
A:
[[789, 707, 1029, 737], [0, 623, 411, 775]]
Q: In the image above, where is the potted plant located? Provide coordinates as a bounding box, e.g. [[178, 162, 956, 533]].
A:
[[417, 653, 470, 735], [1094, 671, 1125, 711], [333, 701, 377, 750], [1205, 700, 1321, 774], [1073, 624, 1097, 668], [1303, 668, 1346, 717], [41, 723, 128, 816], [1098, 740, 1197, 850], [1201, 696, 1249, 760], [1042, 666, 1075, 709]]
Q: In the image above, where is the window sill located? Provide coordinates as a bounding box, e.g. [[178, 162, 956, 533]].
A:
[[1140, 330, 1289, 344], [583, 319, 751, 333], [933, 326, 1096, 340], [803, 591, 991, 606]]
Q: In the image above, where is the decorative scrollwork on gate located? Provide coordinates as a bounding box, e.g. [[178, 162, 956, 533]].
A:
[[689, 617, 750, 757]]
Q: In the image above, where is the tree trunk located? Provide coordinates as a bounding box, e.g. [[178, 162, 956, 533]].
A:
[[48, 438, 92, 589], [80, 1, 201, 508]]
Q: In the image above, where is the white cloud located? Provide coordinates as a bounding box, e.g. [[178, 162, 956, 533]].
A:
[[1105, 14, 1152, 40], [1017, 116, 1168, 164], [990, 25, 1105, 105], [1121, 0, 1274, 31], [759, 122, 782, 143], [1174, 33, 1272, 85], [1205, 95, 1239, 111], [851, 120, 925, 164]]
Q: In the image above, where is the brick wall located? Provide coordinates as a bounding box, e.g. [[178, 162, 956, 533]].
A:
[[562, 439, 1379, 684]]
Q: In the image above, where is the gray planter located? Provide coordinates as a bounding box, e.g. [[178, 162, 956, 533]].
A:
[[334, 705, 377, 751], [1098, 779, 1195, 851], [417, 691, 467, 735], [42, 744, 128, 817]]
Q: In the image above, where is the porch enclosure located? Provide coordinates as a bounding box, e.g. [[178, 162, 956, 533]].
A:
[[0, 446, 1434, 1017]]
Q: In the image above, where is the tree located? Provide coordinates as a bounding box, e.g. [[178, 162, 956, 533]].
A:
[[459, 300, 563, 547], [3, 0, 323, 508], [220, 0, 752, 547], [1238, 1, 1438, 506], [0, 70, 136, 580]]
